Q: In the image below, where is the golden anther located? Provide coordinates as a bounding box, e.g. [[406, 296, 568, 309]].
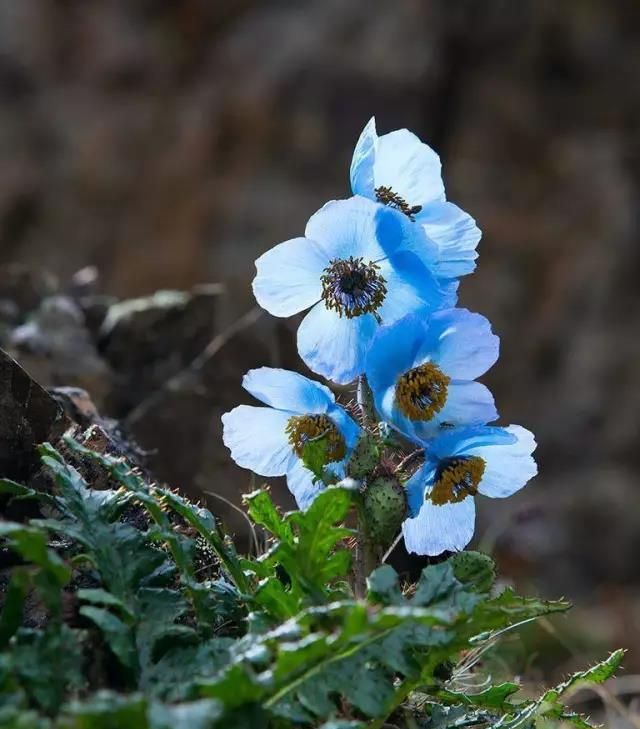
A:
[[285, 414, 346, 463], [395, 362, 451, 421], [429, 456, 486, 505]]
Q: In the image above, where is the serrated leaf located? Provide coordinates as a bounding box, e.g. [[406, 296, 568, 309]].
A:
[[492, 650, 624, 728], [438, 682, 520, 711], [244, 489, 293, 544]]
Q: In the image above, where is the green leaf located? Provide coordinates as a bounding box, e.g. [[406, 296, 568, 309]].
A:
[[11, 626, 83, 714], [79, 606, 137, 672], [0, 570, 30, 649], [438, 682, 521, 711], [244, 489, 293, 544], [492, 649, 624, 728], [0, 522, 70, 615]]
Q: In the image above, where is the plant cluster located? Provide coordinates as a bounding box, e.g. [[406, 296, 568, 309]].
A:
[[0, 119, 622, 728]]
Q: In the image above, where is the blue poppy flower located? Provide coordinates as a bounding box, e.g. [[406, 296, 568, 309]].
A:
[[350, 117, 481, 282], [221, 367, 361, 508], [253, 195, 454, 384], [366, 308, 499, 440], [401, 425, 537, 555]]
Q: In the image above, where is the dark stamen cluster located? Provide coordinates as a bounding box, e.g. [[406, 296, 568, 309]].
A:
[[320, 257, 387, 319], [375, 185, 423, 221], [429, 456, 486, 505]]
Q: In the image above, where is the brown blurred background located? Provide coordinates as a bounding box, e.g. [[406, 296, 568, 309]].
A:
[[1, 0, 640, 691]]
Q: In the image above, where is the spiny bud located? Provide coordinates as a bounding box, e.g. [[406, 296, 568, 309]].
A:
[[362, 475, 407, 546], [346, 433, 380, 479]]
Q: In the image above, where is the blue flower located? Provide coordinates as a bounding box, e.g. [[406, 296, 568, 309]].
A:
[[222, 367, 361, 508], [350, 117, 481, 283], [401, 425, 537, 555], [366, 308, 499, 440], [253, 195, 454, 384]]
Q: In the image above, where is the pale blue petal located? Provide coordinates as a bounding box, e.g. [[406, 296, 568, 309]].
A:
[[402, 495, 476, 556], [372, 128, 445, 210], [366, 313, 427, 399], [428, 425, 517, 459], [424, 309, 499, 380], [221, 405, 296, 477], [327, 404, 362, 450], [377, 254, 450, 323], [242, 367, 335, 414], [418, 201, 481, 279], [375, 203, 440, 267], [286, 458, 325, 510], [253, 237, 326, 317], [305, 197, 389, 261], [350, 117, 377, 198], [404, 462, 433, 517], [297, 303, 377, 385], [468, 425, 538, 498], [397, 381, 499, 443], [434, 381, 498, 426]]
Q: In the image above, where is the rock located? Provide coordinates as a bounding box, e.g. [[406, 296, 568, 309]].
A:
[[0, 348, 68, 481], [99, 286, 223, 415], [8, 295, 112, 405]]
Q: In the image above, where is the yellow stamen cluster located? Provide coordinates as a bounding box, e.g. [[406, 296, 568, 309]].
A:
[[375, 185, 422, 221], [395, 362, 451, 421], [320, 257, 387, 319], [285, 414, 346, 463], [429, 456, 486, 505]]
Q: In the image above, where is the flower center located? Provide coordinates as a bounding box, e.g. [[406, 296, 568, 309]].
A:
[[285, 414, 346, 463], [395, 362, 451, 421], [320, 257, 387, 319], [375, 185, 422, 221], [428, 456, 486, 505]]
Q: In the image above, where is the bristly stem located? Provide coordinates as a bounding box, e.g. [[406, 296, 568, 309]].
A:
[[354, 374, 380, 597], [357, 374, 376, 428]]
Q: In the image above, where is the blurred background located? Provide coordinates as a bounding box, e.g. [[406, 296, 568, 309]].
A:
[[1, 0, 639, 706]]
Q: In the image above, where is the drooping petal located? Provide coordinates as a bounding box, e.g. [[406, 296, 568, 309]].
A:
[[468, 425, 538, 499], [221, 405, 296, 477], [253, 237, 327, 317], [242, 367, 335, 414], [424, 309, 500, 380], [418, 200, 481, 279], [285, 458, 326, 510], [305, 197, 390, 261], [372, 128, 446, 210], [402, 465, 476, 555], [297, 303, 378, 385], [350, 117, 377, 199]]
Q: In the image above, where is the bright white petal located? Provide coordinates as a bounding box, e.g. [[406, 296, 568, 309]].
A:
[[242, 367, 334, 414], [470, 425, 538, 498], [253, 237, 326, 317], [221, 405, 295, 477]]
